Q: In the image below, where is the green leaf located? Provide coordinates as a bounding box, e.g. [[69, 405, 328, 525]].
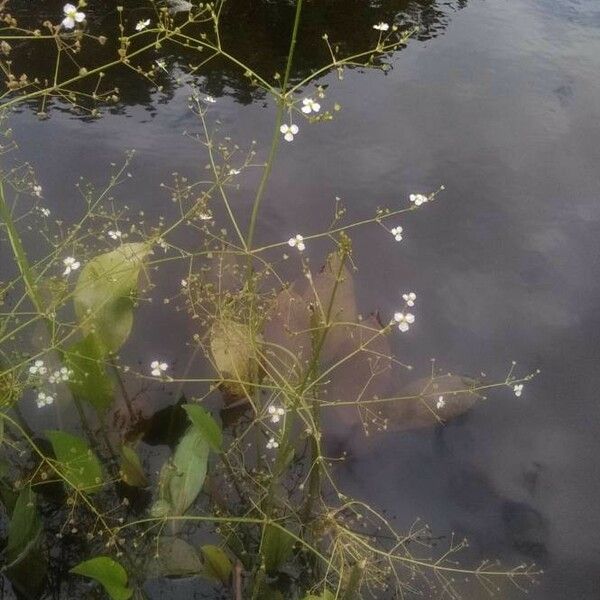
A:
[[46, 430, 103, 493], [70, 556, 133, 600], [73, 242, 150, 355], [153, 427, 209, 517], [200, 544, 232, 583], [6, 486, 41, 566], [210, 319, 260, 398], [63, 333, 114, 412], [261, 523, 295, 574], [183, 404, 222, 452], [148, 537, 202, 578], [120, 445, 147, 488], [303, 591, 335, 600]]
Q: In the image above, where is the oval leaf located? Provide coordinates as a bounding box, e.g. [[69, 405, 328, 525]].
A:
[[200, 544, 232, 583], [148, 537, 203, 578], [210, 319, 260, 399], [183, 404, 222, 452], [46, 430, 103, 493], [120, 445, 147, 488], [63, 333, 114, 412], [261, 524, 295, 574], [71, 556, 133, 600], [153, 427, 209, 517], [73, 242, 150, 355]]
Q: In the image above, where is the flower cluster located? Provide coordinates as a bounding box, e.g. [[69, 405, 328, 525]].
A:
[[436, 395, 445, 410], [288, 234, 305, 252], [280, 123, 299, 142], [409, 193, 428, 207], [373, 22, 389, 32], [394, 312, 415, 333], [301, 98, 321, 114], [150, 360, 168, 377], [62, 3, 85, 29], [266, 438, 279, 450], [135, 19, 150, 32], [402, 292, 416, 307], [49, 367, 73, 384], [391, 226, 403, 242], [36, 391, 55, 408], [63, 256, 80, 276], [108, 229, 122, 240], [268, 405, 285, 424], [513, 384, 524, 397]]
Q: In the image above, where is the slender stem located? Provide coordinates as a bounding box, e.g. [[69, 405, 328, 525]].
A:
[[246, 0, 304, 250]]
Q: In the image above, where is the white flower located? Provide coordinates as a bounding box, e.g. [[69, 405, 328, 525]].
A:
[[49, 367, 72, 384], [62, 3, 85, 29], [108, 229, 122, 240], [151, 360, 168, 377], [373, 22, 390, 31], [63, 256, 80, 276], [266, 437, 279, 450], [268, 405, 285, 424], [436, 396, 445, 410], [33, 185, 43, 197], [301, 97, 321, 114], [36, 391, 55, 408], [29, 360, 47, 376], [390, 226, 403, 242], [229, 168, 241, 176], [135, 19, 150, 31], [198, 210, 213, 221], [402, 292, 416, 307], [204, 95, 216, 104], [394, 311, 415, 333], [38, 207, 51, 217], [513, 384, 524, 397], [409, 193, 428, 206], [287, 234, 305, 252], [181, 279, 188, 288], [280, 123, 299, 142]]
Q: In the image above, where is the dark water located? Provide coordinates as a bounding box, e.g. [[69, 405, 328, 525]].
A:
[[6, 0, 600, 598]]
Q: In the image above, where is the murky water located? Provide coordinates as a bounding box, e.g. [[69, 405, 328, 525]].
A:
[[5, 0, 600, 597]]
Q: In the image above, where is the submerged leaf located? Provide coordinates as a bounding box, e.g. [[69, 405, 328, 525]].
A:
[[210, 319, 260, 399], [302, 252, 358, 365], [73, 242, 150, 355], [263, 287, 311, 381], [6, 485, 41, 566], [261, 523, 295, 574], [70, 556, 133, 600], [387, 374, 481, 431], [183, 404, 222, 452], [148, 537, 203, 578], [46, 430, 103, 493], [120, 445, 147, 488], [200, 544, 232, 583], [63, 333, 114, 412]]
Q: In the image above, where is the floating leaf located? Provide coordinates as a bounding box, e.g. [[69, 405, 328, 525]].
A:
[[261, 523, 295, 574], [210, 318, 260, 399], [148, 537, 202, 578], [183, 404, 222, 452], [46, 430, 103, 493], [200, 544, 232, 583], [70, 556, 133, 600], [120, 445, 147, 488], [73, 242, 150, 355], [63, 333, 114, 412], [153, 427, 209, 517]]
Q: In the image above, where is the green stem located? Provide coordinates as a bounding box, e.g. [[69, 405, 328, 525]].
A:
[[245, 0, 304, 250]]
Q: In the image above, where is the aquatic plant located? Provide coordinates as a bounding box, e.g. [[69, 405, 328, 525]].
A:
[[0, 1, 539, 598]]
